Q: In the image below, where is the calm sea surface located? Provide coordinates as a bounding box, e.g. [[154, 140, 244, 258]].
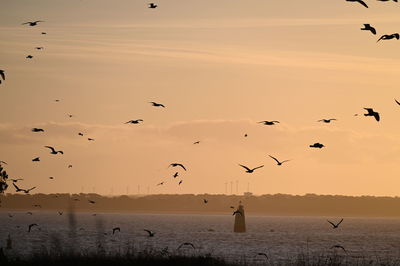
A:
[[1, 212, 400, 264]]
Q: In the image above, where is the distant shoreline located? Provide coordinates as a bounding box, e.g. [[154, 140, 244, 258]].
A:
[[2, 193, 400, 218]]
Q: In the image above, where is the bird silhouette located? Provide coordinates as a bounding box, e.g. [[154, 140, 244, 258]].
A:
[[149, 101, 165, 108], [268, 155, 290, 166], [239, 164, 264, 173], [10, 178, 23, 183], [26, 212, 33, 215], [178, 180, 183, 185], [310, 143, 325, 149], [148, 3, 158, 8], [144, 229, 155, 237], [28, 223, 38, 232], [41, 32, 46, 35], [395, 99, 400, 106], [193, 141, 200, 144], [78, 132, 84, 136], [58, 212, 63, 215], [112, 227, 121, 234], [318, 119, 337, 123], [203, 199, 208, 204], [0, 70, 5, 83], [256, 252, 269, 259], [13, 183, 36, 193], [157, 182, 165, 186], [125, 119, 143, 124], [88, 200, 95, 204], [233, 210, 243, 216], [33, 204, 41, 208], [244, 134, 248, 137], [45, 146, 64, 154], [26, 55, 33, 59], [35, 47, 44, 50], [258, 121, 279, 125], [8, 214, 13, 218], [68, 165, 73, 168], [330, 245, 347, 253], [49, 176, 54, 180], [327, 218, 344, 229], [68, 114, 73, 118], [22, 21, 44, 26], [169, 163, 187, 171], [363, 108, 380, 121], [31, 128, 44, 132], [377, 33, 399, 42], [32, 157, 40, 162], [173, 172, 179, 178], [178, 242, 195, 249], [361, 24, 376, 35], [88, 138, 95, 141], [346, 0, 368, 8]]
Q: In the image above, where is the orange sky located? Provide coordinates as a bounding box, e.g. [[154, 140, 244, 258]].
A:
[[1, 0, 400, 196]]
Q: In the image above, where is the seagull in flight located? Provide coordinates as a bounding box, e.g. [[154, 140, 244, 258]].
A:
[[149, 101, 165, 108], [32, 128, 44, 132], [395, 99, 400, 106], [178, 242, 195, 249], [173, 172, 179, 178], [203, 199, 208, 204], [258, 121, 279, 125], [125, 119, 143, 124], [178, 180, 183, 185], [233, 210, 243, 216], [144, 229, 155, 237], [346, 0, 368, 8], [26, 55, 33, 59], [35, 47, 44, 50], [88, 138, 95, 141], [310, 143, 325, 149], [148, 3, 158, 8], [193, 141, 200, 144], [377, 33, 399, 42], [157, 182, 165, 186], [327, 218, 344, 229], [32, 157, 40, 162], [88, 200, 95, 204], [28, 223, 38, 232], [330, 245, 347, 253], [58, 212, 63, 215], [256, 253, 269, 259], [68, 165, 73, 168], [363, 108, 380, 121], [45, 146, 64, 155], [112, 227, 121, 234], [169, 163, 186, 171], [22, 21, 44, 26], [238, 164, 264, 173], [13, 183, 36, 194], [318, 119, 337, 123], [361, 24, 376, 35], [78, 132, 84, 136], [268, 155, 290, 166]]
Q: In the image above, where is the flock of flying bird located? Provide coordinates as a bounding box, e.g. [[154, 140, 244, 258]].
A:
[[0, 0, 400, 259]]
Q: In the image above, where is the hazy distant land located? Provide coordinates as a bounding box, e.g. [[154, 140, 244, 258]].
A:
[[1, 193, 400, 217]]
